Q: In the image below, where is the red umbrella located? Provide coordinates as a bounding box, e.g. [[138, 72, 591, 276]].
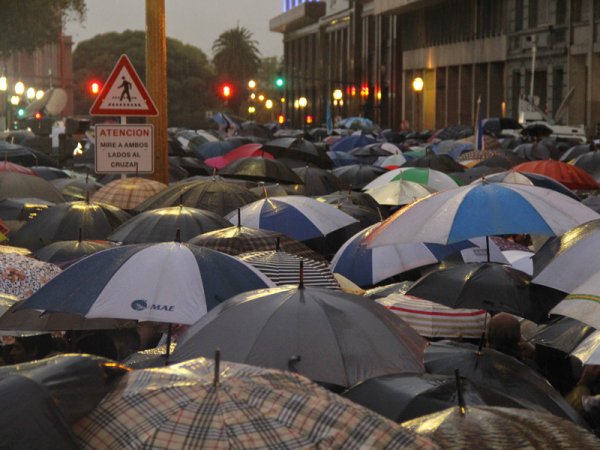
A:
[[0, 161, 36, 176], [514, 160, 600, 190], [204, 143, 273, 169]]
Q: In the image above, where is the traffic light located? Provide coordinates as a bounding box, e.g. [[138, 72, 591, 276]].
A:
[[277, 114, 285, 125], [17, 108, 25, 118], [34, 112, 43, 120], [221, 83, 232, 99], [89, 80, 101, 95], [305, 115, 313, 125], [275, 71, 285, 88]]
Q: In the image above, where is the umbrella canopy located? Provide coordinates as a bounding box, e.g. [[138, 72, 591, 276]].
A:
[[173, 285, 427, 387], [376, 292, 489, 339], [375, 154, 410, 168], [338, 116, 379, 132], [332, 164, 388, 190], [572, 150, 600, 181], [291, 166, 340, 195], [30, 165, 70, 180], [331, 222, 475, 287], [0, 141, 59, 167], [424, 340, 584, 425], [168, 156, 211, 176], [192, 139, 239, 159], [326, 150, 361, 167], [0, 253, 62, 299], [0, 197, 54, 221], [219, 157, 304, 184], [534, 220, 600, 329], [107, 205, 229, 244], [350, 142, 402, 157], [329, 133, 377, 153], [134, 178, 260, 217], [0, 160, 36, 175], [203, 143, 273, 169], [406, 262, 563, 323], [51, 178, 103, 202], [366, 180, 436, 206], [73, 357, 433, 449], [343, 373, 530, 424], [560, 144, 591, 162], [316, 190, 383, 211], [91, 177, 168, 210], [366, 183, 600, 247], [34, 239, 117, 268], [472, 170, 580, 201], [403, 154, 465, 173], [263, 137, 328, 167], [15, 243, 274, 325], [530, 317, 594, 354], [8, 201, 131, 251], [0, 172, 65, 203], [188, 225, 327, 263], [239, 250, 340, 289], [364, 167, 459, 191], [570, 329, 600, 365], [225, 196, 358, 241], [513, 160, 600, 190], [402, 405, 597, 449]]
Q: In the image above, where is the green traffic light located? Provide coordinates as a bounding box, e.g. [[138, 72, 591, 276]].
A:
[[17, 108, 25, 117], [275, 77, 284, 88]]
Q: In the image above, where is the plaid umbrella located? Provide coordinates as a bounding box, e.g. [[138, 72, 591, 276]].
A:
[[239, 250, 340, 289], [0, 253, 61, 299], [73, 357, 435, 449], [188, 225, 327, 263], [402, 405, 598, 449], [92, 177, 167, 210]]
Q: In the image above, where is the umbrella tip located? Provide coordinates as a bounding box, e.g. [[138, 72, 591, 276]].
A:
[[288, 355, 301, 372], [455, 369, 467, 415], [298, 260, 304, 288], [175, 228, 181, 243], [213, 348, 221, 387], [78, 227, 83, 243]]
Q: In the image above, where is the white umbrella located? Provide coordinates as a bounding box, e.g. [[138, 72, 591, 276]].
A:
[[363, 167, 458, 191], [365, 180, 436, 206]]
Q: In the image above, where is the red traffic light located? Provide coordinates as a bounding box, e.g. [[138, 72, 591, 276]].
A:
[[89, 81, 101, 95], [305, 115, 314, 125], [221, 84, 232, 98], [34, 112, 43, 120], [277, 114, 285, 125]]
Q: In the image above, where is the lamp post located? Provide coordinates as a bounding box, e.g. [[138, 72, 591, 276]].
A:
[[412, 76, 424, 132], [332, 89, 343, 123], [0, 73, 6, 131]]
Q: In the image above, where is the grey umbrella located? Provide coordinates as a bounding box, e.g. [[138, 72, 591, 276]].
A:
[[172, 285, 426, 388]]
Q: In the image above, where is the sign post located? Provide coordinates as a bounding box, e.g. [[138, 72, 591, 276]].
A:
[[90, 54, 159, 175]]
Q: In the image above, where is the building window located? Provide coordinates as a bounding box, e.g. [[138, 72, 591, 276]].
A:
[[572, 0, 583, 22], [515, 0, 524, 31]]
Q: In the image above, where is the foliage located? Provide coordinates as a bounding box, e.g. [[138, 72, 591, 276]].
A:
[[212, 27, 261, 113], [72, 30, 217, 128], [0, 0, 86, 58]]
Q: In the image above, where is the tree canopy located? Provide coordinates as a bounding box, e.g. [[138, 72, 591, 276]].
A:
[[0, 0, 86, 58], [72, 30, 217, 128]]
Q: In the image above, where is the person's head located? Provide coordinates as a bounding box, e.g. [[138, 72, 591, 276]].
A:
[[487, 313, 522, 358], [9, 334, 54, 364]]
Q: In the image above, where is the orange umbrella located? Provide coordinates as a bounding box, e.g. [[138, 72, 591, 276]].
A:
[[514, 160, 600, 190]]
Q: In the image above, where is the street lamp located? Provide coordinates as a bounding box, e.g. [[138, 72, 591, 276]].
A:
[[0, 74, 6, 130], [14, 81, 25, 96], [298, 96, 308, 130], [248, 79, 256, 90], [26, 87, 36, 101], [412, 77, 424, 132]]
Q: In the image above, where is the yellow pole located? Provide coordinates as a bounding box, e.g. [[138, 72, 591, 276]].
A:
[[146, 0, 168, 184]]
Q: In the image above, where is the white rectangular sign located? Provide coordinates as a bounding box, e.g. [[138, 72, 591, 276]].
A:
[[95, 124, 154, 174]]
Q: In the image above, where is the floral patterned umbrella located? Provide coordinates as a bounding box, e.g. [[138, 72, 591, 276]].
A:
[[0, 253, 61, 299]]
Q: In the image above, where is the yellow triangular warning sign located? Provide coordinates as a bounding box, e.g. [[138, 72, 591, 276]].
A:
[[90, 54, 158, 116]]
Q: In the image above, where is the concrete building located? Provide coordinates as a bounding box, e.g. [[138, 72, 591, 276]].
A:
[[271, 0, 600, 137]]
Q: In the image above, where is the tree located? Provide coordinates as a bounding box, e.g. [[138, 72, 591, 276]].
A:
[[212, 27, 261, 113], [0, 0, 86, 58], [72, 30, 218, 128]]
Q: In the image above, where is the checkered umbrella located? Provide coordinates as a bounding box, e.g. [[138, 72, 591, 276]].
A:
[[0, 253, 61, 299], [239, 251, 340, 289], [92, 177, 167, 210], [73, 357, 435, 449], [188, 225, 327, 263]]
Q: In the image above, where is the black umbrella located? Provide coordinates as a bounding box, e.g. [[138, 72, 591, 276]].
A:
[[316, 190, 384, 214], [572, 150, 600, 181], [406, 262, 565, 323], [219, 157, 304, 185], [168, 156, 212, 176], [560, 144, 592, 162], [30, 166, 70, 181], [449, 166, 504, 185], [51, 178, 103, 202], [342, 372, 531, 423], [530, 317, 594, 354], [263, 137, 331, 168], [9, 200, 130, 251], [108, 205, 229, 244], [522, 123, 553, 140], [34, 239, 117, 268], [472, 154, 524, 169], [582, 194, 600, 212], [133, 178, 260, 217], [172, 285, 427, 388], [0, 141, 59, 167], [291, 166, 340, 196], [0, 172, 65, 203], [424, 340, 585, 426], [0, 197, 54, 221], [332, 164, 387, 190], [404, 154, 465, 173]]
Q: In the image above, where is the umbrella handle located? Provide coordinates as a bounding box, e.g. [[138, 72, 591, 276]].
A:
[[454, 369, 467, 415], [213, 348, 221, 387], [164, 324, 173, 365]]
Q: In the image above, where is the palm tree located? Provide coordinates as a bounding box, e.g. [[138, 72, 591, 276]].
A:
[[212, 27, 261, 112]]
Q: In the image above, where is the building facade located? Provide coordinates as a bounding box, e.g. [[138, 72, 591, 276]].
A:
[[271, 0, 600, 137]]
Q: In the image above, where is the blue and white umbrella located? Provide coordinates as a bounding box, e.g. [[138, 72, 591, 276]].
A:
[[15, 242, 275, 325], [331, 224, 500, 287], [225, 196, 358, 241], [367, 183, 599, 248]]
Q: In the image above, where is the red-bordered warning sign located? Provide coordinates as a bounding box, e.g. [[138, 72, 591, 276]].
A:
[[89, 54, 158, 116]]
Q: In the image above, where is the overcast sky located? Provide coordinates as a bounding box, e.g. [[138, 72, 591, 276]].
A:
[[64, 0, 284, 58]]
